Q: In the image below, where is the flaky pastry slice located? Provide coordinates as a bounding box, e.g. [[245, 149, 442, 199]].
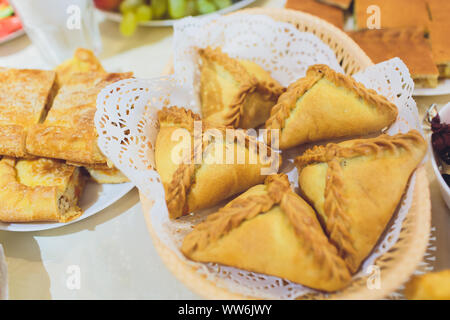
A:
[[0, 157, 85, 223], [26, 71, 133, 165], [404, 269, 450, 300], [182, 174, 351, 292], [0, 68, 57, 158], [265, 64, 398, 149], [199, 47, 284, 129], [295, 130, 427, 273], [285, 0, 345, 29], [156, 107, 281, 219]]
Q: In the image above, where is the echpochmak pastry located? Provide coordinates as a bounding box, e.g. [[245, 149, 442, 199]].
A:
[[354, 0, 430, 31], [285, 0, 345, 29], [404, 269, 450, 300], [265, 64, 398, 149], [26, 71, 133, 165], [0, 68, 56, 158], [156, 106, 281, 219], [348, 28, 439, 88], [0, 157, 85, 223], [295, 130, 427, 273], [181, 174, 352, 292], [199, 47, 284, 129], [317, 0, 353, 10]]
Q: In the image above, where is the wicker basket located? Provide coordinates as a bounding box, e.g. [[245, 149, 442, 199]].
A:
[[140, 8, 432, 299]]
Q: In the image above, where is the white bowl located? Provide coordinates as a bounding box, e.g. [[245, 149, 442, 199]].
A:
[[430, 102, 450, 209]]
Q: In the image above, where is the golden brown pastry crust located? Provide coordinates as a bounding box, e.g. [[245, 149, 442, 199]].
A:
[[0, 157, 85, 223], [265, 64, 398, 148], [0, 68, 56, 158], [156, 106, 281, 219], [199, 47, 284, 128], [182, 174, 351, 292], [348, 28, 439, 87], [429, 20, 450, 77], [295, 130, 427, 273], [26, 72, 133, 165], [285, 0, 345, 28], [317, 0, 352, 9], [354, 0, 430, 31], [404, 269, 450, 300]]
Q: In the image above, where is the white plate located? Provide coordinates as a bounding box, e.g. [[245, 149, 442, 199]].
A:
[[0, 28, 25, 45], [97, 0, 256, 26], [0, 181, 134, 232], [414, 78, 450, 96]]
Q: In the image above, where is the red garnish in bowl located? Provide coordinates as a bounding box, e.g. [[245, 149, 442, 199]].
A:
[[431, 114, 450, 165]]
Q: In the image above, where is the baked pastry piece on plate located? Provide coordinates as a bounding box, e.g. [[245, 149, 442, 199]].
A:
[[85, 166, 129, 184], [199, 47, 284, 129], [0, 68, 56, 158], [348, 28, 439, 88], [0, 157, 85, 223], [317, 0, 352, 10], [265, 64, 398, 149], [295, 130, 427, 273], [285, 0, 345, 29], [429, 20, 450, 78], [26, 71, 133, 165], [404, 269, 450, 300], [156, 106, 281, 219], [55, 48, 106, 87], [354, 0, 430, 31], [182, 174, 352, 292]]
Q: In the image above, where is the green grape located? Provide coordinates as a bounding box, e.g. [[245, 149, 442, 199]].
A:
[[186, 0, 197, 16], [151, 0, 168, 19], [168, 0, 187, 19], [212, 0, 231, 9], [196, 0, 216, 15], [120, 0, 144, 13], [136, 4, 153, 21], [120, 11, 138, 36]]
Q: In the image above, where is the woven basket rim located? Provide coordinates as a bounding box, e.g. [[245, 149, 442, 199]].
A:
[[140, 8, 432, 300]]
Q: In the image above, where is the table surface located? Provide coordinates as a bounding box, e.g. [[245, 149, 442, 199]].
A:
[[0, 0, 448, 300]]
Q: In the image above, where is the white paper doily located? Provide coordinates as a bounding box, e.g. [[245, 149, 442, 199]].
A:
[[95, 14, 422, 299]]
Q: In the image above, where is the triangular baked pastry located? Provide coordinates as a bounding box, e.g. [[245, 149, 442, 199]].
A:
[[0, 157, 85, 223], [181, 174, 352, 292], [199, 47, 284, 129], [265, 64, 398, 149], [295, 130, 427, 273], [156, 106, 281, 219]]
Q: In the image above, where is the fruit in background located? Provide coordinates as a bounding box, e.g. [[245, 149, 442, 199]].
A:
[[120, 10, 138, 36], [196, 0, 216, 14], [0, 15, 21, 38], [0, 4, 13, 19], [186, 0, 197, 16], [136, 4, 152, 21], [212, 0, 232, 9], [120, 0, 144, 13], [168, 0, 187, 19], [94, 0, 122, 11], [152, 0, 168, 19]]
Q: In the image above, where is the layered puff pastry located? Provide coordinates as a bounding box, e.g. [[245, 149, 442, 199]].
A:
[[156, 107, 281, 219], [265, 64, 398, 149], [404, 269, 450, 300], [295, 130, 427, 273], [199, 47, 284, 129], [182, 174, 352, 292], [0, 157, 85, 223], [26, 71, 133, 165], [0, 68, 57, 158]]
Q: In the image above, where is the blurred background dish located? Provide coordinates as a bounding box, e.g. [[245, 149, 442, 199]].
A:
[[0, 0, 23, 44]]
